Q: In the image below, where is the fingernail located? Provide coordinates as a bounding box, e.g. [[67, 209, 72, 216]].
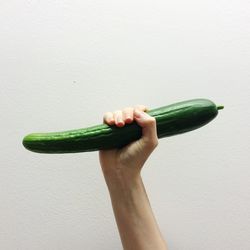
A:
[[125, 117, 133, 123]]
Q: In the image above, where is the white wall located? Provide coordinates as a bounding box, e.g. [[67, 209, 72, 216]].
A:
[[1, 0, 250, 249]]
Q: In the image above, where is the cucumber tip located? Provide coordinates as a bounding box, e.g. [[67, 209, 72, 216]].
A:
[[217, 105, 224, 110]]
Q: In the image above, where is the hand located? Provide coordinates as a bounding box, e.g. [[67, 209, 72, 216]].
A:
[[99, 105, 159, 181]]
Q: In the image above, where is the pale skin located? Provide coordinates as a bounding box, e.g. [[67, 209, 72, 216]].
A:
[[99, 105, 168, 250]]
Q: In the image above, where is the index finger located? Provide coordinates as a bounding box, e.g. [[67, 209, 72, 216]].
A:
[[134, 104, 149, 112]]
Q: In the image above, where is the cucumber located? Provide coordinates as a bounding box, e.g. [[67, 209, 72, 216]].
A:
[[22, 98, 223, 154]]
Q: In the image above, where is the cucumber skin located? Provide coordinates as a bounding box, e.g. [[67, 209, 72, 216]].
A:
[[22, 98, 221, 154]]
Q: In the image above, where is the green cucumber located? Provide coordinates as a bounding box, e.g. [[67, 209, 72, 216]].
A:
[[22, 98, 223, 154]]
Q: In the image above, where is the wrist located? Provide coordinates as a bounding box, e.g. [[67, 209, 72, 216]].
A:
[[103, 169, 142, 194]]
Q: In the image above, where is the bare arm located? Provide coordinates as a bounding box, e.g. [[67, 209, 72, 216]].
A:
[[105, 173, 167, 250], [99, 106, 168, 250]]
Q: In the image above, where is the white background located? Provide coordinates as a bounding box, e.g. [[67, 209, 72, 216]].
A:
[[1, 0, 250, 249]]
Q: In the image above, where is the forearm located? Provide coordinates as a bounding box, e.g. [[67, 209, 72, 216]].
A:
[[104, 173, 168, 250]]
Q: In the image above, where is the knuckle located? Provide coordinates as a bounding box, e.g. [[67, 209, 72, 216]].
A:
[[124, 106, 133, 111], [104, 111, 110, 116], [114, 110, 121, 116], [148, 139, 158, 150], [134, 104, 148, 111], [103, 112, 110, 120], [123, 107, 133, 114], [144, 139, 158, 151], [146, 117, 156, 125], [103, 112, 114, 124]]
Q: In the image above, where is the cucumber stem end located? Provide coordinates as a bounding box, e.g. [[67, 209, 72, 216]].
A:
[[217, 105, 224, 110]]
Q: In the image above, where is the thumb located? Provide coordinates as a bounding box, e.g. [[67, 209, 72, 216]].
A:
[[134, 109, 159, 148]]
